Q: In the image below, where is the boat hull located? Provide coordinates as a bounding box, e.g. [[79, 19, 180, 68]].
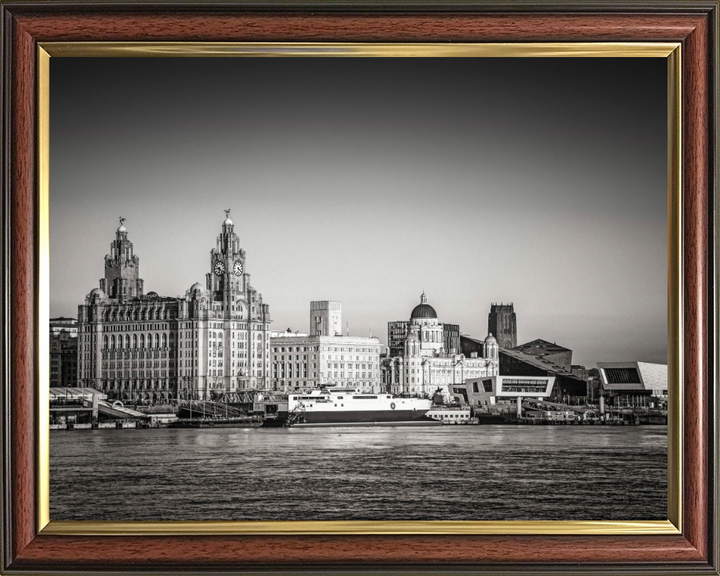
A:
[[297, 409, 431, 425], [292, 418, 442, 428]]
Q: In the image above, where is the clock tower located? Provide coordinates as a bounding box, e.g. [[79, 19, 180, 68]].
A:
[[178, 210, 272, 400], [206, 209, 247, 300]]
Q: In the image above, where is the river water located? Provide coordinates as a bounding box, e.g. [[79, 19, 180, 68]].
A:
[[50, 425, 667, 521]]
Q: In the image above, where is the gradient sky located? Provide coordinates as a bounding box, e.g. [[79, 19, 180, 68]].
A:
[[50, 57, 667, 367]]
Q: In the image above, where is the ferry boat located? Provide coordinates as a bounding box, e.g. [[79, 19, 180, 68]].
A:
[[284, 387, 435, 427]]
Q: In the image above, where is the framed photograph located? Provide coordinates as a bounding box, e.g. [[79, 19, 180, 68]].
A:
[[1, 1, 717, 574]]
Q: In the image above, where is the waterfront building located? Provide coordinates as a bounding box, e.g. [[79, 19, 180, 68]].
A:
[[442, 323, 461, 354], [310, 301, 342, 336], [77, 217, 179, 403], [461, 335, 587, 400], [597, 361, 668, 404], [383, 293, 498, 398], [269, 301, 381, 393], [388, 301, 460, 358], [270, 329, 309, 338], [452, 374, 556, 407], [178, 211, 272, 399], [487, 303, 517, 349], [387, 320, 409, 358], [571, 365, 590, 381], [50, 316, 78, 337], [269, 334, 382, 393], [50, 324, 78, 388], [77, 211, 271, 404], [513, 339, 572, 372]]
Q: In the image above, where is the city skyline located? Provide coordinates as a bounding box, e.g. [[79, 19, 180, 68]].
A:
[[50, 57, 668, 367]]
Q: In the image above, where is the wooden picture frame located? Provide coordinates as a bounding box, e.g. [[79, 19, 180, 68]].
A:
[[1, 1, 717, 573]]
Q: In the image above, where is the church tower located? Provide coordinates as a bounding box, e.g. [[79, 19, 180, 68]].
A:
[[487, 303, 517, 349], [99, 217, 144, 302]]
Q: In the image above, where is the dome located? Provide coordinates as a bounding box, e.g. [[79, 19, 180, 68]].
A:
[[89, 288, 105, 298], [223, 217, 233, 226], [190, 282, 204, 292], [410, 292, 437, 319], [410, 303, 437, 319], [485, 333, 497, 344]]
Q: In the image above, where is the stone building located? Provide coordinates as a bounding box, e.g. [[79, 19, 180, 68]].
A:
[[77, 212, 271, 404], [50, 317, 78, 337], [388, 295, 460, 359], [270, 301, 381, 393], [177, 212, 271, 399], [383, 293, 498, 398], [310, 301, 342, 336], [487, 303, 517, 349], [50, 319, 78, 388], [269, 334, 381, 394]]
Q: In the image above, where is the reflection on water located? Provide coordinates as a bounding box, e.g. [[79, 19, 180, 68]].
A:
[[50, 425, 667, 521]]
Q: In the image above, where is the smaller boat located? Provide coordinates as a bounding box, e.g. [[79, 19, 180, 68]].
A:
[[426, 405, 472, 424]]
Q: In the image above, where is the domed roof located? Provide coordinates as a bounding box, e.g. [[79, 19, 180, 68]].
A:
[[190, 282, 204, 292], [89, 288, 105, 297], [223, 209, 233, 226], [485, 333, 497, 343], [410, 292, 437, 319]]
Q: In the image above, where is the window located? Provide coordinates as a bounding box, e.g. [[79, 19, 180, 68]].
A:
[[604, 367, 642, 384]]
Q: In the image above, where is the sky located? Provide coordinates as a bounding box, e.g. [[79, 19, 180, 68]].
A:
[[49, 56, 668, 367]]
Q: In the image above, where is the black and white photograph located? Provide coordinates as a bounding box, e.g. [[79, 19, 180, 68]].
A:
[[48, 55, 668, 523]]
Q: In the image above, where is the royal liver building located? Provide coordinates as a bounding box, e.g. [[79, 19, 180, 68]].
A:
[[77, 212, 271, 404]]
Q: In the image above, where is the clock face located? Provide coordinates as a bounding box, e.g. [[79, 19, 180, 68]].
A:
[[214, 261, 226, 276], [233, 261, 243, 276]]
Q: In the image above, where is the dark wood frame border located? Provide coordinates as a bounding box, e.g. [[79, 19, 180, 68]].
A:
[[1, 2, 717, 573]]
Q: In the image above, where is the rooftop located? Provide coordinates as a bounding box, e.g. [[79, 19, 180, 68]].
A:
[[499, 347, 583, 380], [514, 339, 572, 355], [410, 292, 437, 320]]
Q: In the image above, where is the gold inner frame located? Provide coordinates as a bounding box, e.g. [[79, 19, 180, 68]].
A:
[[36, 42, 683, 536]]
